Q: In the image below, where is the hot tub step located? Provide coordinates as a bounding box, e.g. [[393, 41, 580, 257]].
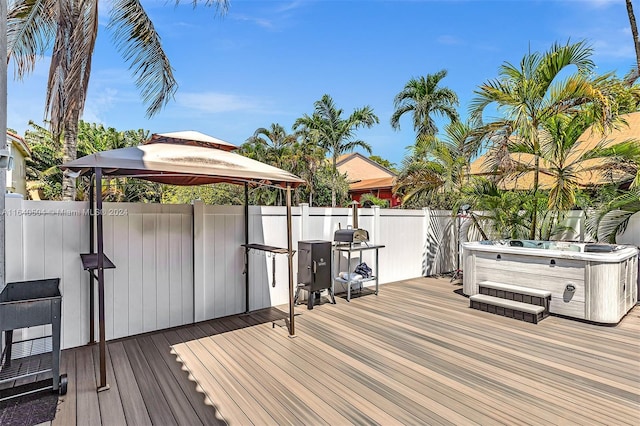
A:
[[470, 294, 546, 324], [478, 281, 551, 313], [478, 281, 551, 298]]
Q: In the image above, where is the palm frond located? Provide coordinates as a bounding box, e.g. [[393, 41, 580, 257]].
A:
[[7, 0, 56, 76], [109, 0, 178, 117], [595, 209, 636, 243]]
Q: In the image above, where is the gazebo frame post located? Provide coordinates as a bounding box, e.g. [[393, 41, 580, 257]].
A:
[[244, 182, 250, 313], [286, 184, 295, 337], [95, 168, 109, 391], [88, 173, 95, 344]]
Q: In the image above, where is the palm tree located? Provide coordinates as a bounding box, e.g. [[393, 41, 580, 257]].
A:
[[538, 113, 640, 212], [24, 121, 63, 200], [241, 123, 298, 206], [391, 70, 459, 142], [289, 131, 326, 206], [469, 40, 616, 239], [464, 178, 537, 240], [293, 94, 379, 207], [586, 140, 640, 242], [7, 0, 228, 200], [394, 121, 471, 208], [243, 124, 297, 170]]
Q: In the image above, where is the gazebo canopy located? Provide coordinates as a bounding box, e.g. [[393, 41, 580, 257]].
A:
[[62, 133, 304, 187], [145, 131, 239, 151]]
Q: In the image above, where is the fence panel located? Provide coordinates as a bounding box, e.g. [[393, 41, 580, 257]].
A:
[[378, 209, 427, 282], [5, 200, 546, 348], [3, 200, 193, 348]]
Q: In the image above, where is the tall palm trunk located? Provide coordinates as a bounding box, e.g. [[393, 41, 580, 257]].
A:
[[530, 156, 540, 239], [627, 0, 640, 83], [62, 115, 79, 200], [331, 156, 337, 208]]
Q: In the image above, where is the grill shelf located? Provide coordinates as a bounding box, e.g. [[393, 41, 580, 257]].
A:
[[0, 336, 54, 384]]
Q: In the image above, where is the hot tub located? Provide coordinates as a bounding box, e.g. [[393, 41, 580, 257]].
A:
[[462, 240, 639, 324]]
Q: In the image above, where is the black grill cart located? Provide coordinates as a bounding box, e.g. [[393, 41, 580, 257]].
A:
[[0, 279, 67, 400]]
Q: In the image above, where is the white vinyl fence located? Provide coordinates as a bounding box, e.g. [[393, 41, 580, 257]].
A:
[[6, 196, 639, 350], [3, 199, 435, 349]]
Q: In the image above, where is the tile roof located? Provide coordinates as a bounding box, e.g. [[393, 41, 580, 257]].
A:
[[468, 112, 640, 189]]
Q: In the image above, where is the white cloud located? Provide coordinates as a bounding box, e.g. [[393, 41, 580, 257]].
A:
[[82, 87, 121, 123], [229, 1, 308, 31], [232, 14, 275, 30], [592, 39, 635, 59], [175, 91, 267, 114], [578, 0, 618, 8], [437, 35, 464, 46], [276, 1, 306, 13]]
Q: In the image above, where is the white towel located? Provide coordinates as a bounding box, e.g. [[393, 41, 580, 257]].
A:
[[339, 272, 363, 281]]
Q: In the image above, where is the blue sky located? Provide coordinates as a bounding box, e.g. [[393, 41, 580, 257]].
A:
[[7, 0, 636, 166]]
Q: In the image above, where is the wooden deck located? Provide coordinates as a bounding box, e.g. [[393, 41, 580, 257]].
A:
[[39, 277, 640, 425]]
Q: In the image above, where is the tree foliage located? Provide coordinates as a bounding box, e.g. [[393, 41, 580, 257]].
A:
[[391, 69, 459, 140], [368, 155, 397, 173], [294, 94, 379, 207], [469, 40, 620, 238], [394, 121, 472, 209], [25, 120, 161, 202], [7, 0, 228, 199]]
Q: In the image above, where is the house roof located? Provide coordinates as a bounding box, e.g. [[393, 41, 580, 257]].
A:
[[6, 130, 31, 157], [336, 152, 396, 183], [349, 176, 396, 191], [468, 112, 640, 189]]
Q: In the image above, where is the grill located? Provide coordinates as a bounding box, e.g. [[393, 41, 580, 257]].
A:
[[334, 201, 370, 244], [297, 240, 332, 292], [295, 240, 335, 309], [334, 228, 369, 243]]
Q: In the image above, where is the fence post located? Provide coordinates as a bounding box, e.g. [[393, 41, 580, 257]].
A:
[[423, 208, 430, 243], [299, 203, 309, 241], [422, 208, 430, 276], [372, 205, 381, 245], [4, 197, 24, 282], [192, 200, 205, 322]]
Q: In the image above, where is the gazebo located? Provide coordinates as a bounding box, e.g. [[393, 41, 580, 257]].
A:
[[62, 131, 304, 391]]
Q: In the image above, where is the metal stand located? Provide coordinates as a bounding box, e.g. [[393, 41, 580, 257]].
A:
[[0, 279, 68, 400], [332, 243, 385, 301], [294, 284, 336, 310]]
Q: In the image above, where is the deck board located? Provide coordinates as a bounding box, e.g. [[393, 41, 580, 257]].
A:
[[122, 339, 178, 426], [74, 346, 101, 425], [147, 332, 226, 425], [52, 350, 76, 426], [92, 344, 127, 426], [25, 276, 640, 425], [107, 342, 152, 426], [136, 335, 203, 426]]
